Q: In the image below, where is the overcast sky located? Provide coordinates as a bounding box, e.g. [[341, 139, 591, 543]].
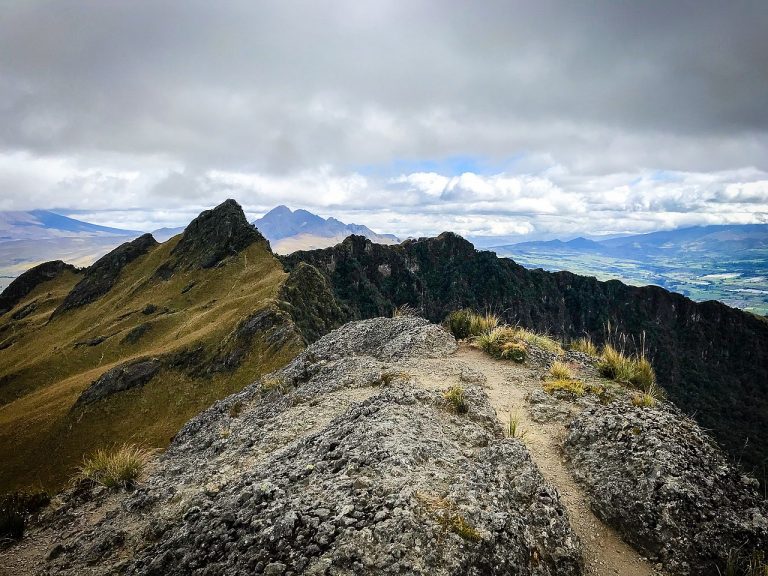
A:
[[1, 0, 767, 241]]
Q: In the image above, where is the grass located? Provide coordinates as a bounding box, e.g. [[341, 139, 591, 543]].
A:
[[570, 336, 598, 356], [506, 411, 528, 439], [78, 443, 153, 488], [549, 360, 574, 380], [543, 379, 586, 397], [722, 549, 768, 576], [597, 344, 656, 390], [512, 327, 563, 354], [417, 493, 482, 542], [631, 392, 657, 408], [474, 327, 527, 362], [0, 237, 302, 494], [443, 386, 468, 414], [445, 309, 499, 340]]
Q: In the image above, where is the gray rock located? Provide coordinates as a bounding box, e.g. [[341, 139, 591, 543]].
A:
[[74, 358, 161, 406], [41, 318, 584, 576], [564, 401, 768, 576]]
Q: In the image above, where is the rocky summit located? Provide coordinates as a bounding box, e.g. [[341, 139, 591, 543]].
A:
[[3, 316, 766, 576]]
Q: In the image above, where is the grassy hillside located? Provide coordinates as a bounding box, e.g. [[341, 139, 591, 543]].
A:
[[0, 208, 304, 493]]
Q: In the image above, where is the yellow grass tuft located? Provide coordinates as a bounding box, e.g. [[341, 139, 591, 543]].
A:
[[570, 336, 598, 356], [549, 360, 574, 380], [78, 443, 153, 488], [543, 379, 586, 396], [443, 386, 468, 414]]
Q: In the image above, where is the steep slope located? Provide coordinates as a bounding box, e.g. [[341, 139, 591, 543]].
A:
[[0, 200, 316, 493], [282, 234, 768, 475]]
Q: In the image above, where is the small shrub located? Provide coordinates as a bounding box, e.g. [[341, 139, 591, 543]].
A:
[[507, 412, 528, 439], [570, 336, 598, 356], [543, 379, 585, 396], [443, 386, 468, 414], [598, 344, 657, 392], [445, 309, 500, 340], [549, 360, 574, 380], [418, 493, 482, 542], [597, 344, 634, 382], [79, 444, 153, 489], [445, 309, 473, 340]]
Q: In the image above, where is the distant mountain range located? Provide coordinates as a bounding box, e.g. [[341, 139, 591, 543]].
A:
[[155, 205, 399, 252], [0, 206, 400, 289], [491, 224, 768, 314], [0, 210, 140, 241]]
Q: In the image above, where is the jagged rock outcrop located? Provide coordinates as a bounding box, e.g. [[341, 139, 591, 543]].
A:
[[281, 233, 768, 475], [0, 260, 78, 315], [37, 318, 583, 575], [277, 262, 346, 343], [51, 234, 158, 318], [564, 401, 768, 575], [74, 358, 162, 406], [155, 199, 268, 277]]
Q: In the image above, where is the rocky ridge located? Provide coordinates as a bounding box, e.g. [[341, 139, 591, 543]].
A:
[[17, 318, 584, 576], [51, 233, 158, 318], [0, 260, 78, 315], [281, 233, 768, 475]]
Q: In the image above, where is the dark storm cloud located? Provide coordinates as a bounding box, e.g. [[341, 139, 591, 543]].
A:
[[0, 1, 766, 236]]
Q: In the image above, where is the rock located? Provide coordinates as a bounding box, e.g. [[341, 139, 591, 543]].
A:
[[39, 318, 584, 575], [74, 358, 162, 406], [0, 260, 78, 315], [120, 323, 152, 345], [564, 401, 768, 575], [155, 199, 268, 277], [51, 234, 158, 318], [527, 389, 575, 423], [277, 262, 347, 343]]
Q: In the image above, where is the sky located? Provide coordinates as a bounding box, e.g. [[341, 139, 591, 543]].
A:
[[0, 0, 767, 242]]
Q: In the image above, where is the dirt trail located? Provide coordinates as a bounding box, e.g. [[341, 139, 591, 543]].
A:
[[410, 344, 663, 576]]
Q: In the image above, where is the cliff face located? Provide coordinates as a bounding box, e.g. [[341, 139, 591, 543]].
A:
[[281, 234, 768, 474]]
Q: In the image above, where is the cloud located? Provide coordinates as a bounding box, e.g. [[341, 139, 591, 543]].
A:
[[0, 1, 766, 238]]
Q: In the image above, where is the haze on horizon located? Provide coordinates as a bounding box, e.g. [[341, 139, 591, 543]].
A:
[[0, 1, 767, 242]]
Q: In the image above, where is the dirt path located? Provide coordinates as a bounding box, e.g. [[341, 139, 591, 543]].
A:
[[410, 344, 663, 576]]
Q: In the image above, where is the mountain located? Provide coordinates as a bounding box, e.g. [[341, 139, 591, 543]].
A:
[[0, 200, 341, 493], [2, 202, 767, 575], [491, 224, 768, 315], [282, 233, 768, 474], [252, 205, 399, 253], [0, 211, 142, 292], [0, 210, 140, 241]]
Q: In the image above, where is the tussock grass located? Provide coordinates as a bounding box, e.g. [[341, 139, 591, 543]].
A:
[[570, 336, 598, 356], [445, 309, 499, 340], [469, 312, 499, 337], [549, 360, 574, 380], [443, 386, 468, 414], [543, 379, 586, 397], [598, 344, 657, 391], [78, 443, 153, 488], [474, 327, 527, 362], [631, 392, 657, 408], [513, 327, 563, 354]]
